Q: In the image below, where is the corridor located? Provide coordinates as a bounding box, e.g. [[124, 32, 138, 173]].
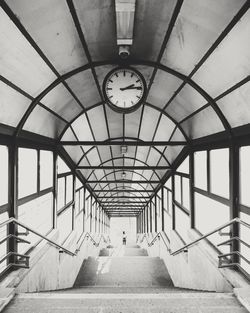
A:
[[0, 0, 250, 312]]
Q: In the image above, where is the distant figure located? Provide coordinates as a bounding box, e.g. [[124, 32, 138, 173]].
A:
[[122, 231, 127, 245]]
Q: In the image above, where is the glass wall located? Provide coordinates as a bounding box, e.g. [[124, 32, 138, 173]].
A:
[[239, 146, 250, 275], [174, 156, 190, 242], [18, 148, 54, 253], [0, 146, 9, 273], [194, 149, 230, 253]]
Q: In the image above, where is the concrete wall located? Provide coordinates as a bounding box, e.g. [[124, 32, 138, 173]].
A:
[[139, 229, 249, 292], [3, 230, 106, 293]]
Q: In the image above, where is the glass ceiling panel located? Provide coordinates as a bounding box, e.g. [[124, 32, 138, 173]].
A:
[[164, 146, 183, 164], [41, 83, 82, 122], [181, 106, 224, 139], [71, 115, 93, 141], [217, 81, 250, 128], [0, 8, 56, 96], [73, 0, 117, 61], [161, 0, 245, 75], [147, 70, 182, 109], [154, 115, 175, 141], [125, 106, 142, 139], [193, 10, 250, 98], [23, 105, 66, 138], [136, 146, 150, 164], [87, 106, 108, 141], [165, 84, 207, 122], [170, 128, 186, 142], [0, 80, 30, 127], [139, 106, 160, 141], [105, 106, 123, 139], [66, 70, 101, 109], [64, 146, 83, 164], [61, 127, 77, 141], [96, 146, 112, 164], [6, 0, 88, 74], [131, 0, 177, 61]]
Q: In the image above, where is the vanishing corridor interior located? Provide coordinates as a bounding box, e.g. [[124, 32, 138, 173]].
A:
[[0, 0, 250, 312]]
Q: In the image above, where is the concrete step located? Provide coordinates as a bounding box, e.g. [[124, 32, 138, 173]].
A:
[[3, 292, 248, 313], [74, 256, 173, 288], [99, 247, 148, 257]]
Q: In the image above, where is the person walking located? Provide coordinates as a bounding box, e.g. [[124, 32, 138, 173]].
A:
[[122, 231, 127, 245]]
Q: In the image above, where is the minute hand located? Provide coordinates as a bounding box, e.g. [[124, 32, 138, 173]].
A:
[[120, 85, 142, 91]]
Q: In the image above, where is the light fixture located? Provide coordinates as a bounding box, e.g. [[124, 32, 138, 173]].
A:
[[122, 171, 126, 179], [121, 145, 128, 155], [115, 0, 136, 58]]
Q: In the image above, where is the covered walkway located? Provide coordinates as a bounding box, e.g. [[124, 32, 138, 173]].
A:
[[0, 0, 250, 312]]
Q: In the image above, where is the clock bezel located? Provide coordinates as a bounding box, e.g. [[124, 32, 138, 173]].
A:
[[102, 66, 147, 114]]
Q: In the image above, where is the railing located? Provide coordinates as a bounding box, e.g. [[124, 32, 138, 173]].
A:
[[0, 218, 110, 275], [138, 232, 171, 252], [137, 218, 250, 280]]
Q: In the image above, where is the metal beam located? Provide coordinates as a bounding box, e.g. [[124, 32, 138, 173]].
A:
[[94, 190, 154, 193], [98, 196, 150, 199], [78, 166, 170, 170], [59, 140, 186, 146], [87, 180, 159, 184]]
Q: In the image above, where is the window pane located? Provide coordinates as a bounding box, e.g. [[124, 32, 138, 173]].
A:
[[240, 146, 250, 206], [40, 150, 53, 190], [18, 148, 37, 198], [194, 192, 230, 254], [210, 148, 229, 198], [165, 177, 172, 190], [57, 206, 73, 244], [66, 175, 73, 204], [0, 212, 8, 273], [175, 175, 181, 203], [239, 211, 250, 275], [194, 151, 207, 190], [57, 177, 65, 210], [182, 178, 190, 211], [175, 206, 189, 242], [177, 156, 189, 174], [58, 156, 70, 174], [18, 193, 53, 254], [0, 146, 8, 206]]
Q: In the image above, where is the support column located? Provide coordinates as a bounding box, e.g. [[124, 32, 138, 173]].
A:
[[230, 144, 239, 264], [8, 141, 18, 265], [172, 175, 176, 230], [154, 196, 157, 232], [161, 187, 164, 231], [190, 151, 195, 229]]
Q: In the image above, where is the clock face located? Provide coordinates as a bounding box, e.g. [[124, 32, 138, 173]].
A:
[[103, 67, 146, 113]]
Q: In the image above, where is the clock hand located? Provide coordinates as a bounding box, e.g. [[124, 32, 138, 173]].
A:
[[120, 85, 142, 91], [120, 84, 135, 91]]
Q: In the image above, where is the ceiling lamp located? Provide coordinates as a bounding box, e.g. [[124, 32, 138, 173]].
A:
[[115, 0, 136, 59], [122, 172, 126, 179], [121, 145, 128, 155]]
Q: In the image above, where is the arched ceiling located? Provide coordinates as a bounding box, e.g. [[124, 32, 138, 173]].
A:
[[0, 0, 250, 216]]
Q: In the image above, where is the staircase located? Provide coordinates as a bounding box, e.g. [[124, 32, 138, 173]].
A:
[[2, 245, 248, 313]]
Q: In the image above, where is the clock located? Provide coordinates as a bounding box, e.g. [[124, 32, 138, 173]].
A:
[[103, 67, 147, 113]]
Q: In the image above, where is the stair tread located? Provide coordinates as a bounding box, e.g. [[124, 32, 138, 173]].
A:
[[3, 292, 248, 313]]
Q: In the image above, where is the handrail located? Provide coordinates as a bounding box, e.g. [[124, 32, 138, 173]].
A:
[[0, 217, 109, 256], [139, 232, 171, 251], [76, 232, 110, 253], [171, 217, 250, 256]]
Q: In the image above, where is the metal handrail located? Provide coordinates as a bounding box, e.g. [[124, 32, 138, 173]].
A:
[[76, 232, 109, 253], [139, 232, 171, 251], [0, 218, 110, 257], [170, 217, 240, 256]]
